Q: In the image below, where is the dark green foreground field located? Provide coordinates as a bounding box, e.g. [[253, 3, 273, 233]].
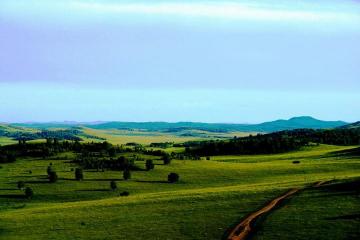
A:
[[0, 144, 359, 239]]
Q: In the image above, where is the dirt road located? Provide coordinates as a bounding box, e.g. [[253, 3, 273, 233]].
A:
[[227, 181, 328, 240]]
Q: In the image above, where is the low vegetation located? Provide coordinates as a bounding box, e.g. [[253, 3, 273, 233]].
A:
[[0, 127, 359, 239]]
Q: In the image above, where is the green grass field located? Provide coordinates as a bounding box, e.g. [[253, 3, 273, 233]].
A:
[[253, 179, 360, 240], [0, 144, 359, 239], [0, 137, 17, 146], [82, 128, 252, 145]]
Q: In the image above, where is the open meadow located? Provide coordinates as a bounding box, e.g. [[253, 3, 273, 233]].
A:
[[1, 142, 359, 240]]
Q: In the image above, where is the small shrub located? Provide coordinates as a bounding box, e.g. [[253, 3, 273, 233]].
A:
[[48, 171, 58, 183], [168, 173, 179, 183], [17, 181, 25, 190], [163, 155, 171, 165], [47, 165, 53, 175], [145, 160, 154, 171], [28, 170, 32, 174], [24, 187, 33, 199], [75, 168, 83, 181], [292, 160, 301, 164], [123, 169, 131, 180], [110, 180, 117, 191], [120, 191, 129, 196]]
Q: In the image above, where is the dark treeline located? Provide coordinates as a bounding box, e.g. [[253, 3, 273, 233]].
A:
[[0, 128, 105, 142], [279, 128, 360, 146], [149, 142, 174, 148], [0, 129, 82, 141], [74, 156, 138, 171], [187, 128, 360, 156], [0, 139, 75, 161], [188, 134, 307, 156], [0, 140, 119, 162]]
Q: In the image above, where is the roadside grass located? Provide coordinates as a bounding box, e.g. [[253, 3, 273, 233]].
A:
[[253, 178, 360, 240]]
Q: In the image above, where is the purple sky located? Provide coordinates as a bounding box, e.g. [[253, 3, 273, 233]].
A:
[[0, 0, 359, 122]]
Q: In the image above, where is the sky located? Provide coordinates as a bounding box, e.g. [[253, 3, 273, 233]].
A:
[[0, 0, 359, 123]]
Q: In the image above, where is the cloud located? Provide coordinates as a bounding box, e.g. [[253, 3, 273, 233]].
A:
[[69, 1, 360, 24]]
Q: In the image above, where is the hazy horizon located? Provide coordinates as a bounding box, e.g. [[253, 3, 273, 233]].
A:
[[1, 115, 351, 125], [1, 0, 359, 122]]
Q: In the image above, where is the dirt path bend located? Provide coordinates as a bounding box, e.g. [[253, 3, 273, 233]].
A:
[[227, 181, 328, 240]]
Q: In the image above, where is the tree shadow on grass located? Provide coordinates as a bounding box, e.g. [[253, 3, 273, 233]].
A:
[[324, 147, 360, 159], [0, 194, 25, 199], [6, 175, 45, 179], [58, 177, 77, 181], [25, 180, 50, 184], [326, 213, 360, 220], [0, 188, 18, 191], [135, 180, 169, 183], [317, 179, 360, 192], [83, 178, 125, 182], [75, 189, 110, 192]]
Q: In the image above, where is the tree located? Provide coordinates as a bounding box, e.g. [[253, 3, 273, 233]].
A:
[[48, 171, 58, 183], [17, 181, 25, 190], [168, 173, 179, 183], [24, 187, 33, 199], [75, 168, 83, 181], [108, 147, 116, 157], [163, 154, 171, 165], [145, 160, 154, 171], [47, 163, 53, 175], [110, 180, 117, 191], [123, 168, 131, 180]]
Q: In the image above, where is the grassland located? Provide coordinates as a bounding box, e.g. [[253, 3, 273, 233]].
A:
[[253, 179, 360, 240], [82, 127, 251, 145], [0, 137, 17, 146], [0, 144, 359, 239]]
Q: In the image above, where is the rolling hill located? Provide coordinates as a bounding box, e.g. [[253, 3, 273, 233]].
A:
[[339, 121, 360, 129], [9, 116, 348, 133], [82, 116, 347, 132]]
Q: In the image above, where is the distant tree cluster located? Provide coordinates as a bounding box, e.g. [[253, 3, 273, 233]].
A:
[[0, 129, 83, 142], [75, 156, 136, 171], [149, 142, 174, 148], [186, 128, 360, 156]]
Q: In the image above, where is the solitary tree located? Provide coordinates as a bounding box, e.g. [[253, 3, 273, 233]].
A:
[[48, 171, 58, 183], [47, 163, 53, 175], [24, 187, 33, 199], [110, 180, 117, 191], [163, 155, 171, 165], [168, 173, 179, 183], [145, 160, 154, 171], [75, 168, 83, 181], [123, 168, 131, 180]]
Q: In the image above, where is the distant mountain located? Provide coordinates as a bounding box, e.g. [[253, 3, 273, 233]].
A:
[[253, 116, 347, 132], [338, 121, 360, 129], [5, 116, 348, 133], [83, 116, 347, 133]]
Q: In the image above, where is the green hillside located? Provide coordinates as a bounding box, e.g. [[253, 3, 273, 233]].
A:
[[0, 144, 359, 239]]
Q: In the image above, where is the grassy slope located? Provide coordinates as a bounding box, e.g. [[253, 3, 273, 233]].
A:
[[81, 128, 251, 145], [0, 137, 17, 146], [253, 179, 360, 240], [0, 145, 359, 239]]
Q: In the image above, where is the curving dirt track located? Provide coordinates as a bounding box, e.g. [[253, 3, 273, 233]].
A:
[[227, 181, 328, 240]]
